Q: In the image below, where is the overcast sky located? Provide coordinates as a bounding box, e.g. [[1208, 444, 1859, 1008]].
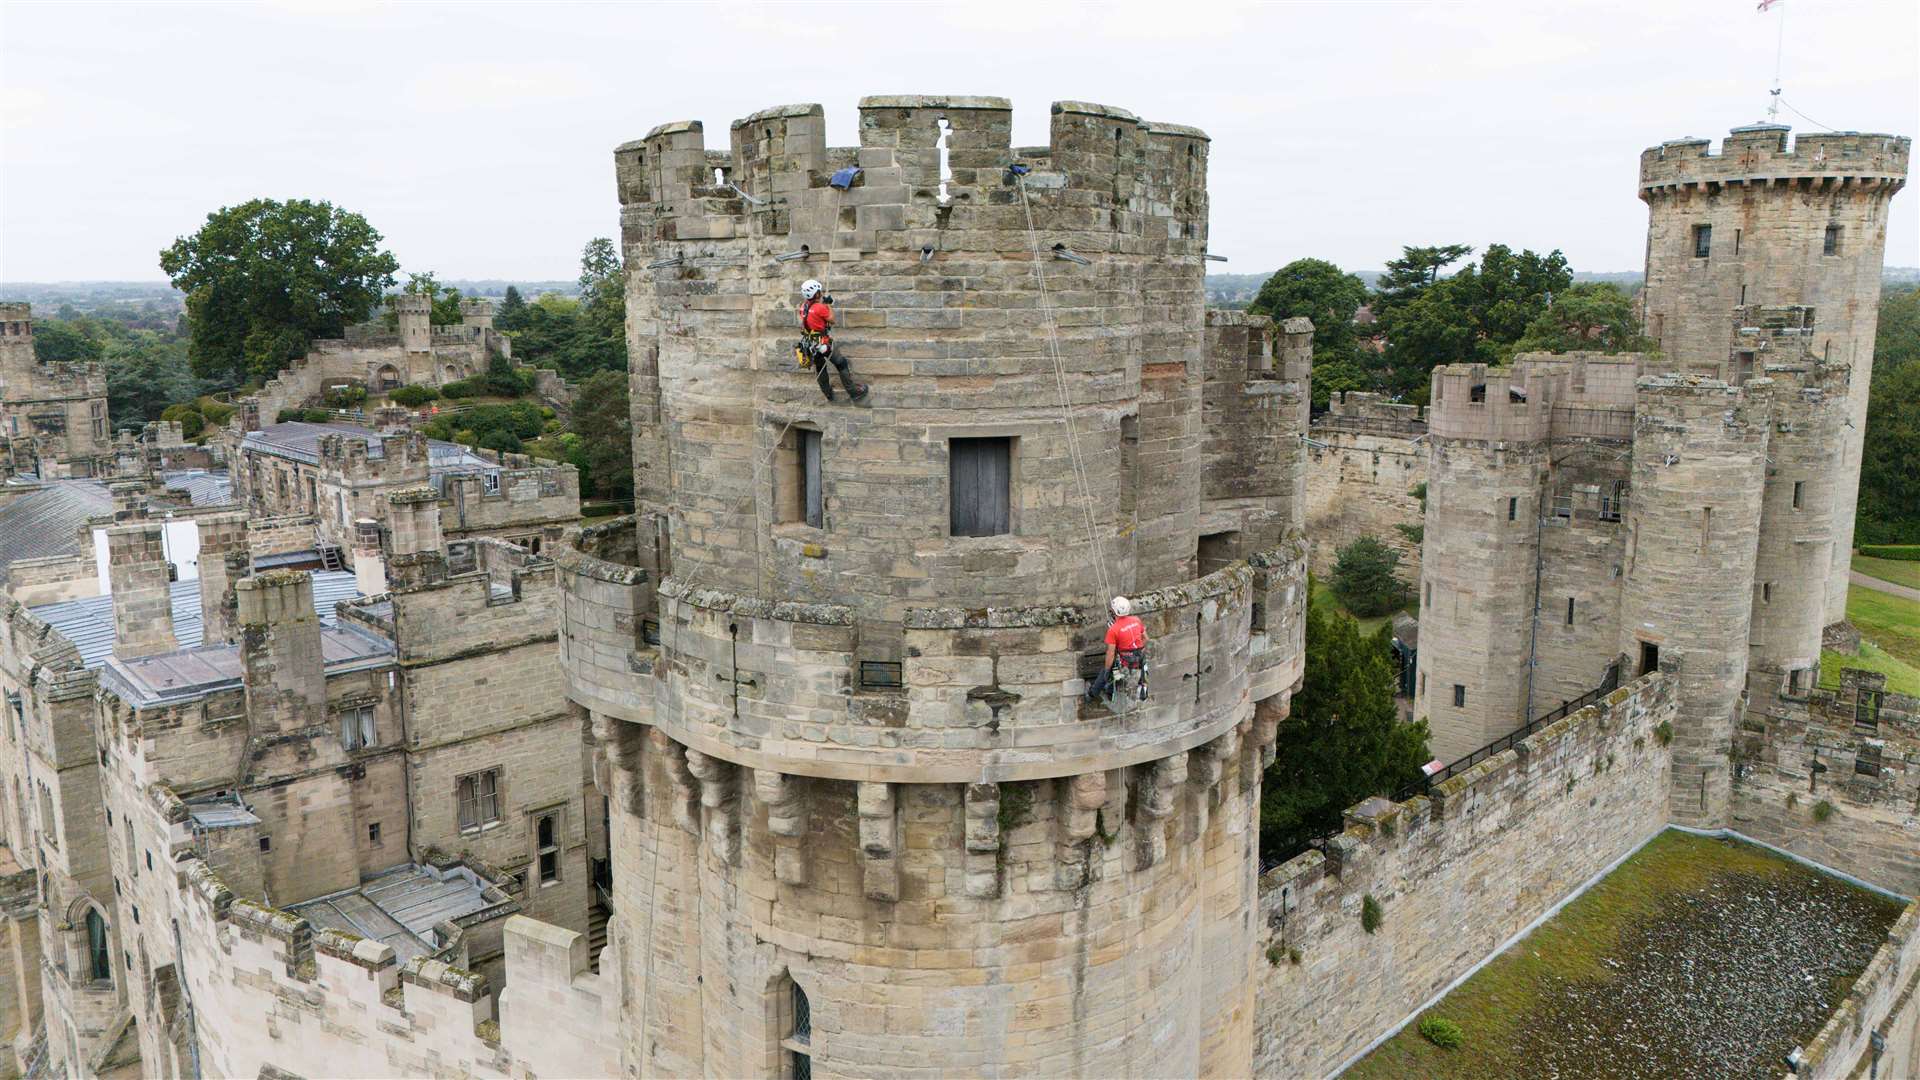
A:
[[2, 0, 1914, 283]]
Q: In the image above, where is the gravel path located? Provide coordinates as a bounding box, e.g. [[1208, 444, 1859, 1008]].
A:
[[1851, 569, 1920, 603]]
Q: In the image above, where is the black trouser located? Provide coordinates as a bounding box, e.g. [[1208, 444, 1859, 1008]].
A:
[[815, 346, 861, 398], [1086, 650, 1145, 701]]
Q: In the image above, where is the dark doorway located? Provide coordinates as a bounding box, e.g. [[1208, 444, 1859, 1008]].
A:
[[1639, 641, 1660, 676]]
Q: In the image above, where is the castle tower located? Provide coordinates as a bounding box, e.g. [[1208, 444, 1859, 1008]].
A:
[[0, 302, 32, 390], [394, 293, 431, 355], [1414, 364, 1554, 761], [563, 97, 1308, 1077], [1617, 375, 1771, 827], [1638, 124, 1908, 624], [459, 298, 493, 334], [1740, 307, 1849, 713]]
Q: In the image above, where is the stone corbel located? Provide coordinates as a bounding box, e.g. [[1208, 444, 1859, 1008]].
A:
[[594, 713, 647, 816], [857, 782, 898, 902], [753, 769, 808, 885], [650, 729, 701, 836], [963, 783, 1000, 898], [1136, 752, 1188, 868], [1055, 770, 1107, 890], [684, 749, 739, 865]]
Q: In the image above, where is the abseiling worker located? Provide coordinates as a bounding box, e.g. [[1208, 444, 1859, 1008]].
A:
[[1085, 596, 1149, 705], [798, 280, 868, 402]]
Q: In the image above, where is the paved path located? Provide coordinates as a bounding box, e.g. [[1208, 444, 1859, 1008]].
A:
[[1851, 569, 1920, 603]]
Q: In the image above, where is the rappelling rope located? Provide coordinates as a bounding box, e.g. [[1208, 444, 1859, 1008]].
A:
[[1015, 172, 1114, 608]]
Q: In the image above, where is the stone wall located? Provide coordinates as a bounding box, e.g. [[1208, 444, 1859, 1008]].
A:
[[3, 553, 99, 606], [1252, 672, 1675, 1077], [1304, 392, 1426, 579], [1796, 904, 1920, 1080]]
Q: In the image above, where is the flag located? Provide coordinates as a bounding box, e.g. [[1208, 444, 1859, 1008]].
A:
[[1756, 0, 1784, 10]]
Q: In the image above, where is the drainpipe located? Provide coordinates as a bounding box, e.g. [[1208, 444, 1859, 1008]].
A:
[[1523, 489, 1546, 723]]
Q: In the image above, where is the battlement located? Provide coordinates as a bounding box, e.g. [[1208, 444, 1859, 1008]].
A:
[[0, 302, 30, 324], [1640, 124, 1908, 197], [1321, 391, 1425, 427], [391, 293, 431, 315], [1427, 363, 1554, 442], [614, 95, 1211, 249]]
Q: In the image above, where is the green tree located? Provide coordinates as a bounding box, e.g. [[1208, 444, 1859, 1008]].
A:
[[1330, 536, 1413, 617], [1858, 287, 1920, 544], [497, 286, 529, 331], [1370, 243, 1473, 322], [403, 272, 466, 325], [160, 199, 398, 385], [1249, 258, 1368, 357], [1260, 598, 1430, 860], [30, 321, 105, 363], [104, 338, 201, 428], [578, 238, 622, 306], [1375, 244, 1572, 399], [1512, 281, 1655, 355], [570, 370, 634, 502]]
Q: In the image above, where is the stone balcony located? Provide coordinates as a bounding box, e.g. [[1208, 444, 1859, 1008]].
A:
[[556, 519, 1305, 784]]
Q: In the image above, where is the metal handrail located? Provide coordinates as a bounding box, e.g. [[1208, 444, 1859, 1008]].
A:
[[1394, 666, 1621, 802]]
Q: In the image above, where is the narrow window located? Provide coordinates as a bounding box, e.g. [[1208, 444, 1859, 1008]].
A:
[[458, 769, 501, 830], [1599, 481, 1626, 523], [800, 429, 823, 529], [368, 822, 382, 845], [1118, 416, 1139, 521], [1197, 531, 1238, 576], [1424, 581, 1432, 607], [1639, 641, 1659, 675], [785, 981, 813, 1079], [1823, 225, 1841, 256], [484, 472, 501, 494], [1566, 598, 1575, 625], [1452, 684, 1466, 708], [1762, 582, 1772, 604], [536, 812, 561, 884], [1791, 481, 1804, 510], [127, 821, 137, 875], [86, 909, 111, 983], [1734, 351, 1755, 385], [1787, 668, 1804, 695], [1693, 224, 1712, 259], [340, 706, 375, 751], [1734, 227, 1742, 255], [1420, 672, 1427, 697], [38, 785, 56, 849], [1739, 284, 1747, 306], [1700, 506, 1712, 554], [1507, 496, 1517, 522], [258, 836, 271, 852], [144, 850, 151, 871], [1855, 744, 1883, 777], [1552, 491, 1572, 519], [949, 438, 1012, 537]]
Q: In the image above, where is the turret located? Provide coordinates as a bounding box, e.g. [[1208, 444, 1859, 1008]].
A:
[[394, 293, 431, 354], [1639, 124, 1909, 624]]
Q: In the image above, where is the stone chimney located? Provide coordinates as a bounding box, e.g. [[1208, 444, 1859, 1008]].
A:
[[106, 521, 177, 658], [236, 571, 325, 734], [384, 488, 446, 589], [352, 518, 388, 596], [109, 480, 150, 522], [194, 511, 251, 645]]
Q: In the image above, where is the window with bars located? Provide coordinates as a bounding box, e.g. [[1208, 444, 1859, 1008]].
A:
[[858, 661, 903, 691], [535, 811, 561, 884], [457, 769, 501, 831], [1452, 684, 1466, 708], [339, 706, 376, 751], [785, 981, 812, 1080], [1599, 482, 1626, 522], [1824, 225, 1841, 256], [1855, 744, 1883, 777], [1693, 224, 1712, 258]]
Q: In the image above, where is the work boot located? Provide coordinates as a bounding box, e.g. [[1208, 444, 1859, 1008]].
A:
[[821, 386, 836, 403], [850, 382, 870, 402]]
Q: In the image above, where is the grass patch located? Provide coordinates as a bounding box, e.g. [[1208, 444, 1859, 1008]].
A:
[[1311, 580, 1403, 637], [1346, 830, 1904, 1079], [1846, 584, 1920, 670], [1820, 642, 1920, 697], [1853, 553, 1920, 591]]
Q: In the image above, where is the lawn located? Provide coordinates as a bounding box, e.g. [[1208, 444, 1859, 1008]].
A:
[[1846, 583, 1920, 670], [1347, 830, 1906, 1080], [1820, 642, 1920, 697], [1310, 580, 1405, 637], [1853, 553, 1920, 591]]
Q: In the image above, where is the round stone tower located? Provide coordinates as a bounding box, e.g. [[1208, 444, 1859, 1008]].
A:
[[561, 97, 1309, 1077], [1413, 363, 1552, 762], [1617, 375, 1771, 827], [1638, 124, 1909, 625]]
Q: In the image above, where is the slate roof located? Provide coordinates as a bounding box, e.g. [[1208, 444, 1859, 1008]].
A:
[[240, 421, 494, 473], [30, 570, 362, 670], [161, 470, 234, 507], [291, 863, 509, 964], [0, 480, 110, 578]]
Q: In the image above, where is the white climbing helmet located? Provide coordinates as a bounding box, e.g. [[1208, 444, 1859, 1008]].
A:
[[801, 279, 823, 301], [1110, 596, 1132, 618]]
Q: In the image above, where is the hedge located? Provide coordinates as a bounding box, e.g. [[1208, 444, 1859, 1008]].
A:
[[389, 384, 439, 407], [276, 408, 334, 424], [1859, 545, 1920, 562]]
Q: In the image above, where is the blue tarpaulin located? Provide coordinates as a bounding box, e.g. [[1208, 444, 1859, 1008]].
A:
[[829, 166, 862, 190]]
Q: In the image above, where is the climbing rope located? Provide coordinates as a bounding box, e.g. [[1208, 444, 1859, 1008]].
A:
[[1015, 172, 1115, 608]]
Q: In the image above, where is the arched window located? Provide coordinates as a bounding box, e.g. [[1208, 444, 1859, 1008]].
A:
[[85, 908, 110, 983], [785, 981, 812, 1079]]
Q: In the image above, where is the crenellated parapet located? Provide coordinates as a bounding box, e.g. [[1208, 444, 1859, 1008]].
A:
[[1640, 125, 1909, 198]]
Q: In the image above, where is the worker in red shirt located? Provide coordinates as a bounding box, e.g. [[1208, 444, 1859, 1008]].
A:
[[798, 280, 868, 403], [1085, 596, 1149, 705]]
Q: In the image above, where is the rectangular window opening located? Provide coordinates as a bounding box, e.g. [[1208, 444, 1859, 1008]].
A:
[[1640, 641, 1660, 675], [1566, 597, 1575, 625], [536, 811, 560, 884], [1693, 224, 1712, 259], [1197, 530, 1238, 577], [858, 660, 903, 691], [1700, 506, 1712, 555], [258, 836, 271, 852], [1762, 582, 1772, 604], [949, 437, 1012, 537], [368, 822, 382, 845], [1452, 684, 1466, 708], [1791, 481, 1804, 510], [458, 769, 502, 831], [1507, 496, 1518, 522], [1824, 225, 1841, 256], [1734, 227, 1742, 255]]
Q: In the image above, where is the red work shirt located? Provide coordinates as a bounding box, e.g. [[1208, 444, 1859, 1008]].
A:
[[802, 299, 834, 335], [1106, 615, 1146, 652]]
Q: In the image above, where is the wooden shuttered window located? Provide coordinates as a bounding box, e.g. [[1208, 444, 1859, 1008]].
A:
[[949, 438, 1011, 537]]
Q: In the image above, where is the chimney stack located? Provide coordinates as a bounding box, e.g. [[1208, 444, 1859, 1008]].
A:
[[106, 521, 177, 658], [236, 571, 325, 734], [352, 518, 388, 595], [194, 511, 251, 645], [384, 489, 446, 589]]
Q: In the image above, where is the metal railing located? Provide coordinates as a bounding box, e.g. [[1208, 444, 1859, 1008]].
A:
[[1394, 665, 1621, 803]]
